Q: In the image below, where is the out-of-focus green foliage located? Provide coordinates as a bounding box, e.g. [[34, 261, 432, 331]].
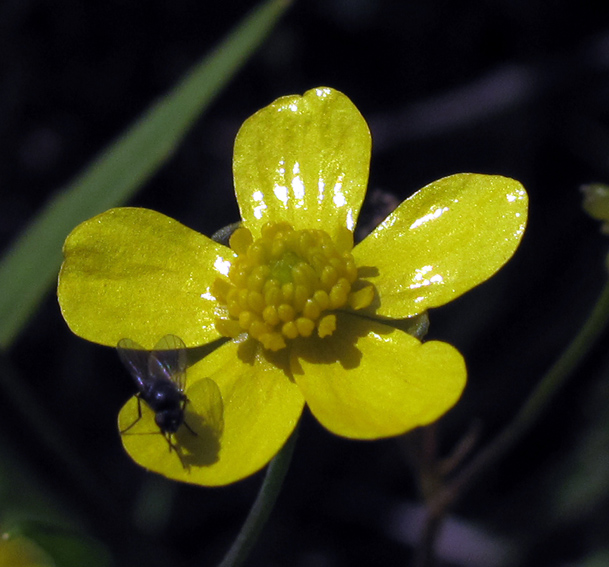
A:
[[11, 523, 111, 567], [0, 0, 291, 351]]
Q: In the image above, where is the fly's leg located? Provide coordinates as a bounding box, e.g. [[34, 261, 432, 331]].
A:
[[181, 398, 198, 437], [183, 421, 198, 436], [164, 433, 188, 470], [120, 395, 143, 434]]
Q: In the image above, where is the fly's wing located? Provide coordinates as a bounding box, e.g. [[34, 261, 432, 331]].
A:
[[149, 334, 188, 392], [117, 338, 151, 391]]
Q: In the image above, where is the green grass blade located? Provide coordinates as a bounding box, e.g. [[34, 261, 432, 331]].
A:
[[0, 0, 291, 350]]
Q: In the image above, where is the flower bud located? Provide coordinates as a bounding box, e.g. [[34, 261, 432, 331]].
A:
[[581, 183, 609, 234]]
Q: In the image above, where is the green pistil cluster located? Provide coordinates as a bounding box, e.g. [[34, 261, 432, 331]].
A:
[[213, 222, 374, 351]]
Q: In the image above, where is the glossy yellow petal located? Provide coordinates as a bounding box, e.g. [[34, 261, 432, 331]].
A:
[[353, 174, 527, 318], [119, 377, 225, 483], [120, 339, 305, 486], [58, 208, 234, 347], [233, 87, 371, 238], [291, 313, 466, 439]]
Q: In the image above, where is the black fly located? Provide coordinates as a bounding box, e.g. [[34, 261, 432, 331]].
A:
[[117, 334, 196, 466]]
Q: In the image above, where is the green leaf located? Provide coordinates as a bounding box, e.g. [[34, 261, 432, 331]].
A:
[[18, 522, 111, 567], [0, 535, 54, 567], [0, 0, 292, 350]]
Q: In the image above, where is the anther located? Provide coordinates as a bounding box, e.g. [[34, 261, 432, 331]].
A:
[[213, 223, 374, 351]]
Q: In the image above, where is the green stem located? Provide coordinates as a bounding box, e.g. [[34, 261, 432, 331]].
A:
[[216, 426, 298, 567], [416, 278, 609, 567], [442, 277, 609, 509]]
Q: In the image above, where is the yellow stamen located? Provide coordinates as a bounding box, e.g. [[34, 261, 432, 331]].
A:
[[213, 222, 374, 351]]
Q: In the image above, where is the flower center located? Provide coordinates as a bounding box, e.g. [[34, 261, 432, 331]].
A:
[[212, 222, 374, 351]]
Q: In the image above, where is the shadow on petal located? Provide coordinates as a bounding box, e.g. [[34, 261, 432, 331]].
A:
[[236, 337, 294, 381], [119, 377, 225, 474], [178, 378, 224, 468], [291, 312, 395, 374], [357, 265, 379, 278]]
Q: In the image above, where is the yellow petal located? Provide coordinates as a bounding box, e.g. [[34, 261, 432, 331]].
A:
[[291, 313, 466, 439], [119, 339, 305, 486], [119, 377, 226, 482], [58, 208, 234, 347], [353, 174, 527, 318], [233, 87, 371, 238]]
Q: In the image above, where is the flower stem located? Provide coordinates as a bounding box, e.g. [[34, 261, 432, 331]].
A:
[[415, 281, 609, 567], [416, 278, 609, 567], [217, 425, 299, 567], [446, 277, 609, 505]]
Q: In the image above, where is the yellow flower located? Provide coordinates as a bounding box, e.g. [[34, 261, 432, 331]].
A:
[[57, 87, 528, 486]]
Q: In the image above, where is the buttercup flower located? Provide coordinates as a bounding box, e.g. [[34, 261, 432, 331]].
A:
[[58, 87, 528, 485]]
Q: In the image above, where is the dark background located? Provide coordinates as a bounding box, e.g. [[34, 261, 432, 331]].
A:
[[3, 1, 609, 566]]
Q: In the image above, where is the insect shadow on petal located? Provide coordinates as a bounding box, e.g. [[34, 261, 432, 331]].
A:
[[117, 334, 198, 469]]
